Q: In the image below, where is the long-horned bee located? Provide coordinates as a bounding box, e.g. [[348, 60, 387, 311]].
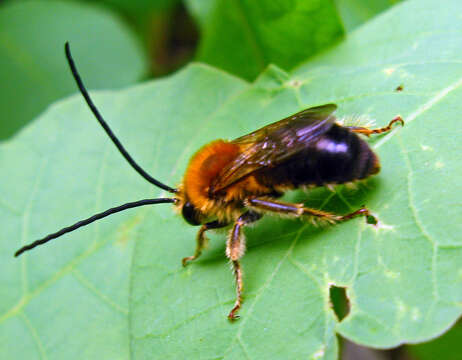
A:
[[15, 43, 404, 320]]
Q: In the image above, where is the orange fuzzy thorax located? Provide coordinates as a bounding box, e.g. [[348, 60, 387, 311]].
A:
[[182, 140, 240, 212]]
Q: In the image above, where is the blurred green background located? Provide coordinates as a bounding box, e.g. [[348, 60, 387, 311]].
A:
[[0, 0, 404, 140]]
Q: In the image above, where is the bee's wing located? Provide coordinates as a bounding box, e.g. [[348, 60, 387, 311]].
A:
[[212, 104, 337, 193]]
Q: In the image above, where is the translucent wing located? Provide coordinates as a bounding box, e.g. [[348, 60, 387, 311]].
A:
[[211, 104, 337, 193]]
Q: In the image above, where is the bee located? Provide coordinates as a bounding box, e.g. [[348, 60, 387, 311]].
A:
[[15, 43, 404, 320]]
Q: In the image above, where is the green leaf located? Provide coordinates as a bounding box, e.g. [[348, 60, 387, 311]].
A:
[[186, 0, 404, 34], [0, 0, 146, 140], [334, 0, 404, 32], [1, 0, 461, 358], [184, 0, 215, 25], [187, 0, 344, 80]]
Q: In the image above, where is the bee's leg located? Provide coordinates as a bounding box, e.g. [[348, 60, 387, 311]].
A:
[[227, 211, 262, 320], [182, 220, 228, 266], [347, 115, 404, 136], [247, 198, 376, 225]]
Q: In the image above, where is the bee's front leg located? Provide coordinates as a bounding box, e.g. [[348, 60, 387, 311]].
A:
[[226, 211, 262, 321], [182, 220, 228, 266]]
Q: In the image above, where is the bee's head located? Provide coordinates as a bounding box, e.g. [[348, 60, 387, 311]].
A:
[[181, 201, 204, 226]]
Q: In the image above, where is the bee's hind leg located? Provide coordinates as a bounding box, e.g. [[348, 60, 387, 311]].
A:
[[227, 211, 262, 321], [246, 198, 376, 225], [347, 115, 404, 136], [182, 220, 228, 266]]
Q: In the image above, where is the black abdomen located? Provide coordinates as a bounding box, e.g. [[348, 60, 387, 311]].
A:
[[255, 124, 380, 188]]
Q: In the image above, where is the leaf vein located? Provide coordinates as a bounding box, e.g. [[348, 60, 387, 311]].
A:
[[133, 301, 230, 339], [20, 154, 49, 296], [20, 312, 48, 360], [0, 199, 21, 215], [397, 136, 439, 301], [0, 232, 122, 324], [72, 269, 128, 315], [237, 336, 252, 360]]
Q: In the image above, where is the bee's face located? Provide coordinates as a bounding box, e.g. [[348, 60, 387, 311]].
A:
[[181, 201, 204, 226]]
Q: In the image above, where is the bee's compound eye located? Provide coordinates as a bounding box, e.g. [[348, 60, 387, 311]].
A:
[[182, 202, 202, 226]]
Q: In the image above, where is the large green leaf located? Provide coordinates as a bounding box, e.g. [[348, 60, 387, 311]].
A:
[[186, 0, 344, 80], [1, 0, 461, 359], [0, 0, 146, 140]]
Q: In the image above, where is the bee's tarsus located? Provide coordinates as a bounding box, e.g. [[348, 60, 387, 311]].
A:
[[228, 260, 243, 321], [181, 257, 193, 267], [348, 115, 404, 136], [389, 115, 405, 128], [228, 310, 241, 321]]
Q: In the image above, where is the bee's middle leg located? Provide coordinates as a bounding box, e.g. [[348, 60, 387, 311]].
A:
[[247, 198, 376, 224], [182, 220, 228, 266], [227, 211, 262, 320]]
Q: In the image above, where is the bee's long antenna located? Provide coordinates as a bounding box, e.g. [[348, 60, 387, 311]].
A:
[[64, 42, 177, 194], [14, 198, 176, 257]]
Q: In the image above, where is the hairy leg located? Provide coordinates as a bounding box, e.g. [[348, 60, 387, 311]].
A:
[[346, 115, 404, 136], [246, 198, 376, 224], [226, 211, 262, 320], [182, 220, 228, 266]]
